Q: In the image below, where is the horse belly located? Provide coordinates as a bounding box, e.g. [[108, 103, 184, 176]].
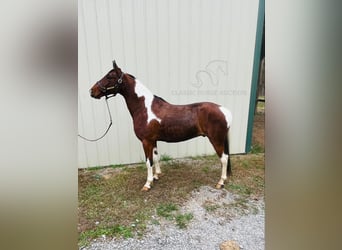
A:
[[159, 122, 199, 142]]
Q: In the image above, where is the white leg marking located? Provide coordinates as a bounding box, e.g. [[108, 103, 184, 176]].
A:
[[144, 159, 154, 189], [218, 153, 228, 186], [219, 106, 232, 128], [153, 147, 161, 180], [135, 79, 162, 124]]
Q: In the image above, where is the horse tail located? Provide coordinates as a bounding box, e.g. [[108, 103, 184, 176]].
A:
[[224, 130, 232, 176]]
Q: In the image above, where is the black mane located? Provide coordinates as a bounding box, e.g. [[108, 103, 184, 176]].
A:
[[154, 95, 168, 103], [126, 73, 136, 79]]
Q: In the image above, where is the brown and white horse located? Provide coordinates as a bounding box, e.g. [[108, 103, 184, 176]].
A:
[[90, 61, 232, 191]]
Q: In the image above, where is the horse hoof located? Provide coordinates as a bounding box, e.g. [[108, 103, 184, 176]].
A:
[[153, 175, 159, 181], [141, 186, 150, 192], [215, 184, 224, 189]]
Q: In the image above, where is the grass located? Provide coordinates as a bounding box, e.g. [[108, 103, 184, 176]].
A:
[[175, 213, 194, 229], [156, 203, 194, 229], [160, 154, 173, 162], [228, 183, 252, 196], [87, 164, 125, 171], [202, 166, 210, 173], [156, 203, 178, 220], [79, 225, 133, 247], [250, 143, 264, 154], [78, 153, 264, 247], [190, 153, 217, 161], [203, 201, 221, 212]]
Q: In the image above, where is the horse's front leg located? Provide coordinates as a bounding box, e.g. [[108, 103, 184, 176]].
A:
[[141, 140, 155, 191]]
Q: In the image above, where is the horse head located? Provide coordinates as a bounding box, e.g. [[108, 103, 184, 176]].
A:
[[90, 60, 124, 99]]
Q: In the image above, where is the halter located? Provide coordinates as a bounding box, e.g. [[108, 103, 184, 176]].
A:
[[97, 72, 124, 99]]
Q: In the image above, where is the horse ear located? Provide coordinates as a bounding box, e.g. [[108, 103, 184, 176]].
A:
[[112, 60, 117, 69]]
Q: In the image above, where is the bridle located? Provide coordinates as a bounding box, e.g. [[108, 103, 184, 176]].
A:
[[78, 72, 124, 142], [96, 72, 124, 99]]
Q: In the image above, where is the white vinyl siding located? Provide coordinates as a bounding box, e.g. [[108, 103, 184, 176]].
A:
[[78, 0, 259, 168]]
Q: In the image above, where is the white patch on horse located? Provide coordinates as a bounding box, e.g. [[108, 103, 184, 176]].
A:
[[152, 147, 161, 179], [218, 153, 229, 186], [135, 79, 161, 124], [219, 106, 232, 128], [144, 159, 153, 189]]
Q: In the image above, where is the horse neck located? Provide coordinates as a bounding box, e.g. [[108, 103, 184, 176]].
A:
[[120, 78, 153, 118]]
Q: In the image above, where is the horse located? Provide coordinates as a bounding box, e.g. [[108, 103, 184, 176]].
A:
[[90, 61, 232, 191]]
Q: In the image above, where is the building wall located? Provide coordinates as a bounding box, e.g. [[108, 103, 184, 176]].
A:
[[78, 0, 259, 168]]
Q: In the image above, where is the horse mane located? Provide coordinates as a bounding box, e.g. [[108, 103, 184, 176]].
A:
[[154, 95, 168, 103], [126, 73, 136, 79]]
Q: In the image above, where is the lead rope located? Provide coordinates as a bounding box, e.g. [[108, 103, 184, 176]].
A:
[[78, 97, 113, 142]]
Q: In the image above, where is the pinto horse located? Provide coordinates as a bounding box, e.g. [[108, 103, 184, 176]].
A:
[[90, 61, 232, 191]]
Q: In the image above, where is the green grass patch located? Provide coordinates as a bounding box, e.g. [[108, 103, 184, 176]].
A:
[[160, 154, 173, 162], [175, 213, 193, 229], [249, 143, 264, 154], [156, 203, 178, 220], [228, 196, 250, 211], [202, 166, 210, 173], [87, 164, 124, 171], [241, 160, 249, 169], [190, 154, 217, 161], [203, 201, 221, 212], [228, 183, 252, 196], [79, 225, 133, 247], [156, 203, 193, 229]]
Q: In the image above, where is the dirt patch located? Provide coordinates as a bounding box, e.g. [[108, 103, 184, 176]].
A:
[[181, 185, 263, 223]]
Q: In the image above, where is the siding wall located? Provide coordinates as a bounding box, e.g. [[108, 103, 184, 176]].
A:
[[78, 0, 259, 168]]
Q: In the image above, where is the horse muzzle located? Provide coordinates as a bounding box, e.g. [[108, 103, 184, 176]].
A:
[[90, 88, 102, 99]]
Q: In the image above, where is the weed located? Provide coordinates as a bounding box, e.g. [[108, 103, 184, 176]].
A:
[[228, 183, 251, 196], [202, 166, 209, 173], [156, 204, 193, 229], [87, 166, 104, 171], [160, 154, 173, 162], [203, 201, 221, 212], [82, 184, 101, 197], [79, 225, 133, 247], [175, 213, 193, 229], [241, 160, 249, 169], [253, 176, 264, 187], [156, 203, 178, 220], [233, 196, 249, 209], [190, 155, 205, 160], [87, 164, 124, 171], [151, 219, 160, 225], [190, 154, 216, 161], [250, 143, 264, 154]]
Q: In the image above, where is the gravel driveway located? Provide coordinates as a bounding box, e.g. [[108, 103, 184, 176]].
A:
[[82, 186, 264, 250]]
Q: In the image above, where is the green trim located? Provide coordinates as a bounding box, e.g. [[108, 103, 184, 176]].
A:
[[245, 0, 265, 153]]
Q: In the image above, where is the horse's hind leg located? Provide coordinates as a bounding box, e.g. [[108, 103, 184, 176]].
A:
[[208, 134, 230, 189], [216, 152, 229, 189], [153, 147, 162, 180]]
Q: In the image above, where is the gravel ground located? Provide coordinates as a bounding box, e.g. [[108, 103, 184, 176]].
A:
[[82, 186, 264, 250]]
